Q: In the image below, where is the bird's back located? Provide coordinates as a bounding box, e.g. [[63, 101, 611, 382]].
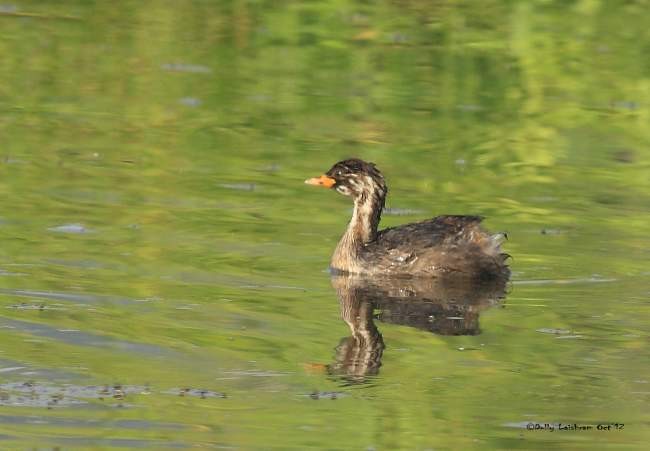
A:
[[360, 215, 509, 279]]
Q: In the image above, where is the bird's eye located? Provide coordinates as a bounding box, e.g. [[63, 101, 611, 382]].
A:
[[336, 170, 342, 177]]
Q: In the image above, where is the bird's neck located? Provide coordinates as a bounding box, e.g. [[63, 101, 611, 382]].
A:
[[331, 190, 385, 273], [347, 193, 384, 244]]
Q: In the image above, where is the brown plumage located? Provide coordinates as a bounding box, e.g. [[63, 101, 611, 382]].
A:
[[305, 158, 510, 280]]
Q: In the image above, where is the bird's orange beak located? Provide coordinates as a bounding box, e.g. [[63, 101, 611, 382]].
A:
[[304, 174, 336, 188]]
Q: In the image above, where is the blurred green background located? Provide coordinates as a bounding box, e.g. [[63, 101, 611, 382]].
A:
[[0, 0, 649, 449]]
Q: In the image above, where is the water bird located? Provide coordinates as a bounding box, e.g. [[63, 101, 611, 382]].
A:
[[305, 158, 510, 280]]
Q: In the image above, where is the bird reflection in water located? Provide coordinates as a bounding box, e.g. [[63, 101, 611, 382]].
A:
[[327, 274, 508, 384]]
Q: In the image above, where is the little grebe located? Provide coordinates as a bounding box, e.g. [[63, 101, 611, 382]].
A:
[[305, 159, 510, 279]]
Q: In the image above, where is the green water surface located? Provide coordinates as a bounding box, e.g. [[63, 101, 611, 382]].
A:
[[1, 1, 649, 449]]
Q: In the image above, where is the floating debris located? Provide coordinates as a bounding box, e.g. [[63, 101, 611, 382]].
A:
[[0, 382, 226, 407], [6, 303, 61, 311], [307, 391, 346, 400], [112, 385, 125, 401], [47, 223, 91, 234], [536, 328, 571, 335], [163, 388, 226, 399]]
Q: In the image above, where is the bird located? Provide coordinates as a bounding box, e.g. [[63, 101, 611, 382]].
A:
[[304, 158, 510, 280]]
